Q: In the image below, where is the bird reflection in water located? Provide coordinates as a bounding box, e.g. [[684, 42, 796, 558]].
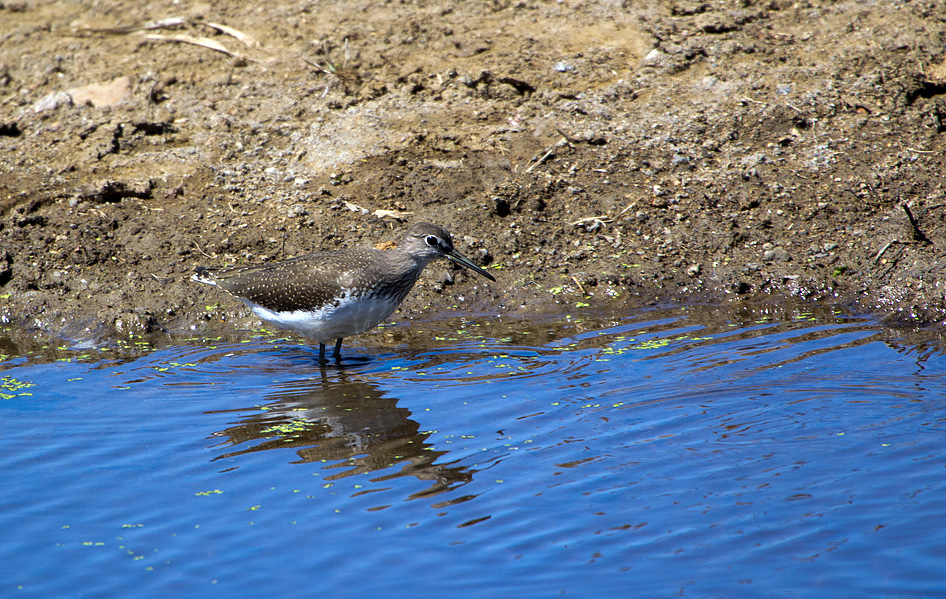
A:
[[205, 369, 474, 501]]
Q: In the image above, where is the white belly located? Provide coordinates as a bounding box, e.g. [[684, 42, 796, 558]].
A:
[[242, 293, 399, 344]]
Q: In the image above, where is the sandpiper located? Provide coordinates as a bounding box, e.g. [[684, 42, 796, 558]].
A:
[[192, 222, 495, 364]]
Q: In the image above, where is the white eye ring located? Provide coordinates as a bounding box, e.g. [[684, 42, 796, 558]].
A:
[[425, 235, 439, 247]]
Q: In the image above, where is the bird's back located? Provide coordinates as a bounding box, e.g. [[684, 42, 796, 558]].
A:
[[194, 248, 422, 313]]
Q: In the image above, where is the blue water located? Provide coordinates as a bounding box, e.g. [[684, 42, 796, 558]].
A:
[[2, 306, 945, 598]]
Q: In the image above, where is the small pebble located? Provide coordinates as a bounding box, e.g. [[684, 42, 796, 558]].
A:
[[763, 247, 791, 262]]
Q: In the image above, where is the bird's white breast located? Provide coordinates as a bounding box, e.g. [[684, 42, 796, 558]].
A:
[[241, 291, 399, 344]]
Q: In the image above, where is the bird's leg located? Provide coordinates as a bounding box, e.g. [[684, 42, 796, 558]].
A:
[[318, 343, 327, 365], [332, 338, 343, 363]]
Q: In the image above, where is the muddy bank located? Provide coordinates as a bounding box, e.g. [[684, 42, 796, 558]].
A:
[[2, 0, 946, 347]]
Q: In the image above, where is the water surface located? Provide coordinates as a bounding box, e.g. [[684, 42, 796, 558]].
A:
[[2, 305, 945, 598]]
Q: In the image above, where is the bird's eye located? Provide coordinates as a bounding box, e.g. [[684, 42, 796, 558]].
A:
[[425, 235, 439, 247]]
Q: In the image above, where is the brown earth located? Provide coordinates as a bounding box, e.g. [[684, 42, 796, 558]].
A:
[[3, 0, 946, 348]]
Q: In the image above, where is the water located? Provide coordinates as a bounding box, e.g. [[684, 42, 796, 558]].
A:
[[2, 305, 945, 598]]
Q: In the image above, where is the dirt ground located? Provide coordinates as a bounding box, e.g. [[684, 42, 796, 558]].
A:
[[3, 0, 946, 347]]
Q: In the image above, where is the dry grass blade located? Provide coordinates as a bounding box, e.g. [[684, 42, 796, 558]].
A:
[[204, 22, 259, 48], [144, 34, 244, 59]]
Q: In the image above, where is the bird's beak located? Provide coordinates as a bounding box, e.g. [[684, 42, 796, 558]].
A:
[[447, 250, 496, 281]]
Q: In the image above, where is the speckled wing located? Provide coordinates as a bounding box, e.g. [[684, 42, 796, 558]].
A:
[[195, 251, 366, 313]]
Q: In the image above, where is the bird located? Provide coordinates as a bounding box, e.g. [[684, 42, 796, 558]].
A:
[[192, 222, 496, 364]]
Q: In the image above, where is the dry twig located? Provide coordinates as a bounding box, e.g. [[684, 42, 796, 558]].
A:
[[902, 203, 932, 244], [571, 276, 588, 296], [192, 241, 214, 260], [570, 200, 638, 227], [524, 138, 567, 173]]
